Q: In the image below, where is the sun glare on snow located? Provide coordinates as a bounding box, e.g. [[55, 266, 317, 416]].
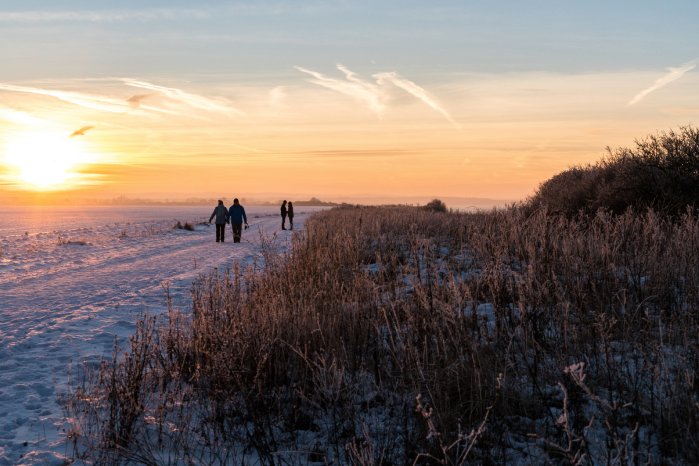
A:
[[3, 131, 95, 190]]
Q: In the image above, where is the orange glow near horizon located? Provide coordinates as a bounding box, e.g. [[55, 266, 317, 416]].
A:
[[1, 68, 697, 204], [2, 130, 99, 191]]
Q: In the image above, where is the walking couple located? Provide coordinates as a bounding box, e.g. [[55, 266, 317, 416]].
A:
[[280, 200, 294, 230], [209, 198, 248, 243]]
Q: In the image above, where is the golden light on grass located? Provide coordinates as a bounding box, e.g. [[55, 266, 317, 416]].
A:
[[2, 130, 96, 191]]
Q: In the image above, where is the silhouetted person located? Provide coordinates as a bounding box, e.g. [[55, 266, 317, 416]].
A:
[[228, 198, 248, 243], [280, 200, 288, 230], [209, 200, 229, 242], [287, 201, 294, 230]]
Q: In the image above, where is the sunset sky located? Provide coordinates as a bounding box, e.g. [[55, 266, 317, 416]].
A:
[[1, 0, 698, 203]]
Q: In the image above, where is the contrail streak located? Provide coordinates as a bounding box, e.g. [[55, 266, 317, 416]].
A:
[[374, 71, 461, 128], [628, 60, 696, 106]]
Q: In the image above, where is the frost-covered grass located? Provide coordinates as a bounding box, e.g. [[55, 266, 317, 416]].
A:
[[67, 205, 699, 465]]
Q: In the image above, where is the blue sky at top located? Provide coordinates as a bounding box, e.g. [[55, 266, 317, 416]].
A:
[[2, 0, 698, 80]]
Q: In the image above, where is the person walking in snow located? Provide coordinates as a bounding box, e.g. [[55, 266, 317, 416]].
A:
[[280, 200, 288, 230], [287, 201, 294, 230], [209, 200, 229, 242], [228, 198, 249, 243]]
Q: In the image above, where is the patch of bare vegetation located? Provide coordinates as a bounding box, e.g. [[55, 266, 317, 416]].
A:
[[65, 202, 699, 464], [57, 235, 91, 246], [174, 220, 195, 231]]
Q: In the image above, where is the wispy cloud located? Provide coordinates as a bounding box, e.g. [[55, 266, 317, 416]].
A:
[[127, 94, 151, 109], [268, 86, 288, 109], [295, 65, 385, 114], [121, 79, 246, 117], [0, 83, 131, 113], [627, 60, 697, 106], [0, 107, 44, 125], [296, 64, 459, 127], [375, 72, 461, 128], [0, 8, 210, 23], [0, 81, 235, 118], [0, 4, 300, 23]]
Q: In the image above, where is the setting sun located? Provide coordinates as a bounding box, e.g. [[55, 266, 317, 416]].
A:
[[3, 130, 94, 190]]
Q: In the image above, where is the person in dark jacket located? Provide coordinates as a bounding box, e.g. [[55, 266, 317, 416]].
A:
[[287, 201, 294, 230], [228, 198, 249, 243], [209, 200, 229, 242], [280, 200, 288, 230]]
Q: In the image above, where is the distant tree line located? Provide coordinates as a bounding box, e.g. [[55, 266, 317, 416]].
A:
[[100, 196, 340, 207], [292, 197, 339, 206]]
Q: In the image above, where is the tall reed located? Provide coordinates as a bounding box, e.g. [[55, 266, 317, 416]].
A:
[[67, 205, 699, 465]]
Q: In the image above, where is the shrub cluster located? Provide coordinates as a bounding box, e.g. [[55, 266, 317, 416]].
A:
[[528, 126, 699, 216], [67, 205, 699, 464], [174, 220, 195, 231], [423, 198, 448, 213]]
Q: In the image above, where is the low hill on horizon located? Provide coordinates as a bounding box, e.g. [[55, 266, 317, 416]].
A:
[[0, 194, 514, 210]]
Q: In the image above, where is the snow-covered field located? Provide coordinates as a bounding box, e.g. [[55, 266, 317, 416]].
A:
[[0, 205, 318, 465]]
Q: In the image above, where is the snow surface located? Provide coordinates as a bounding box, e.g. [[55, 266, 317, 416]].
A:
[[0, 205, 317, 465]]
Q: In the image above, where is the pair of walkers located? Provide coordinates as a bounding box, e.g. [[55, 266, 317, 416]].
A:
[[209, 198, 248, 243], [280, 200, 294, 230]]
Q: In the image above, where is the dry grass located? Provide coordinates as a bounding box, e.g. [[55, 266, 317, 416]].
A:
[[66, 205, 699, 465]]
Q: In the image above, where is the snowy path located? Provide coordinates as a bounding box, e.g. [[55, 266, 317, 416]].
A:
[[0, 206, 313, 465]]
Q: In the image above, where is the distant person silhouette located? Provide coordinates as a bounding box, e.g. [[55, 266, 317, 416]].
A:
[[287, 201, 294, 230], [228, 198, 249, 243], [209, 200, 229, 242], [280, 200, 288, 230]]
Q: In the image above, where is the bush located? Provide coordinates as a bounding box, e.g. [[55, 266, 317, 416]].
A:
[[424, 198, 448, 212], [174, 221, 195, 231], [528, 126, 699, 216]]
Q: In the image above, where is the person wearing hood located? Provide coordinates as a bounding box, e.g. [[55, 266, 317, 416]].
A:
[[208, 200, 229, 242], [228, 198, 249, 243]]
